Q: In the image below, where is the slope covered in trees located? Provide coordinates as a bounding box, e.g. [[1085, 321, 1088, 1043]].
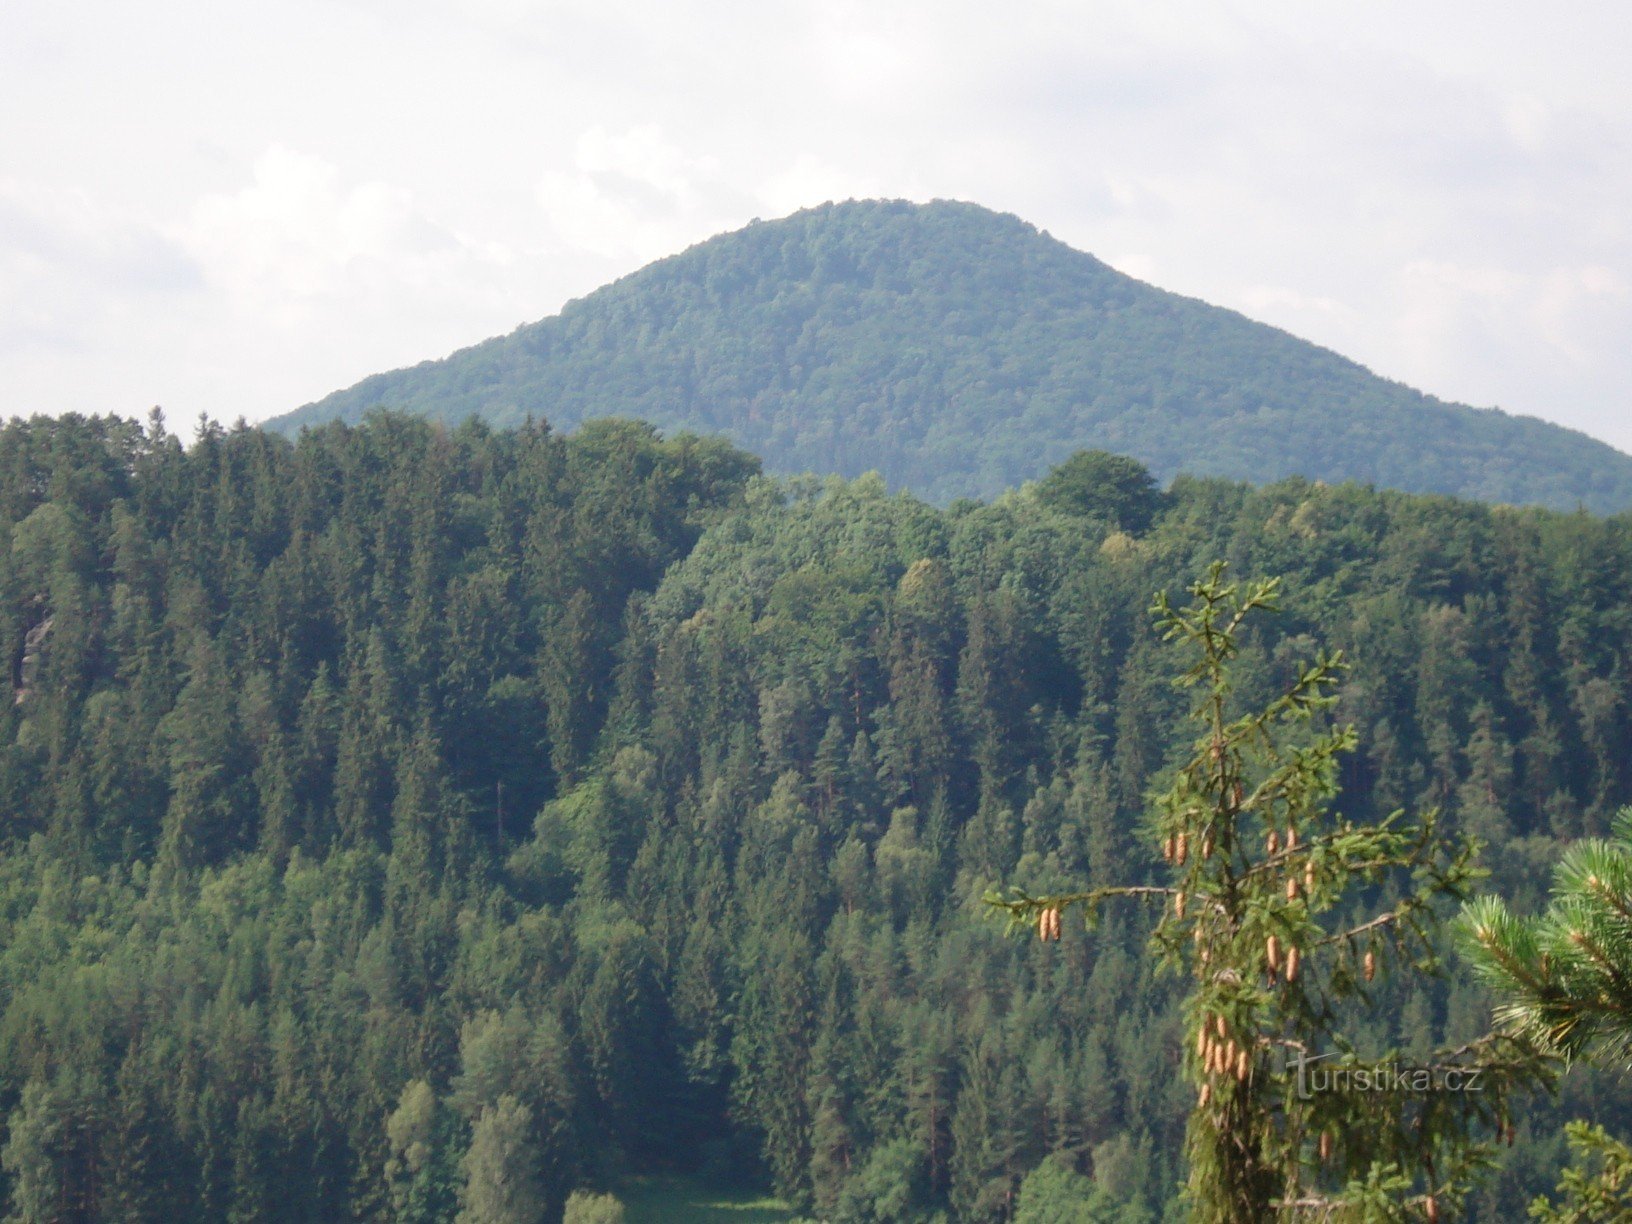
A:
[[270, 200, 1632, 513], [1, 413, 1631, 1220]]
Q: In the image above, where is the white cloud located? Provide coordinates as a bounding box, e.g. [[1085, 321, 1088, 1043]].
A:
[[535, 125, 745, 263], [811, 7, 929, 108], [1382, 259, 1632, 443], [185, 146, 464, 305], [1237, 286, 1347, 321], [757, 155, 885, 219], [0, 180, 202, 417], [0, 178, 201, 302]]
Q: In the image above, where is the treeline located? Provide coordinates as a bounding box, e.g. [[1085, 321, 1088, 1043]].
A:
[[0, 413, 1628, 1220]]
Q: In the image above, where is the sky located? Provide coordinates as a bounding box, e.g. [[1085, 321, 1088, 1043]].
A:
[[3, 1, 1629, 451]]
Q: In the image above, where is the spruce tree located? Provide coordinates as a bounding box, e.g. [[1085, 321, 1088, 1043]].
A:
[[989, 564, 1549, 1221]]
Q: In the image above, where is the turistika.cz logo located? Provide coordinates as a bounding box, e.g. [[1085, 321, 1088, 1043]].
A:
[[1292, 1049, 1484, 1100]]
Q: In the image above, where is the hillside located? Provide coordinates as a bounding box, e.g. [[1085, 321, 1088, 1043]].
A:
[[270, 199, 1632, 512], [2, 413, 1629, 1218]]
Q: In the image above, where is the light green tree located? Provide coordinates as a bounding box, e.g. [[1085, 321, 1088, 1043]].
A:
[[456, 1095, 543, 1224], [386, 1080, 458, 1224], [1012, 1153, 1118, 1223], [562, 1189, 626, 1223]]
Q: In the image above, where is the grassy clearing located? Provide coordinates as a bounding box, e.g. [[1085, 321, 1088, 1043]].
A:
[[618, 1175, 798, 1223]]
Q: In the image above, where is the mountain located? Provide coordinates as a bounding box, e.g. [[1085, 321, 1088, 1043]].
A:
[[268, 199, 1632, 512]]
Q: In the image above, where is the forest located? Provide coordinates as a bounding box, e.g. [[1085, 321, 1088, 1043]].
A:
[[269, 200, 1632, 515], [0, 411, 1630, 1220]]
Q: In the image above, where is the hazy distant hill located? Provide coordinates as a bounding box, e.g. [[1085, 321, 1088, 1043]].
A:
[[269, 199, 1632, 512]]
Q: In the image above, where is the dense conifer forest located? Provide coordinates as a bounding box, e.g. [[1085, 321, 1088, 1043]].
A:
[[271, 201, 1632, 514], [1, 411, 1630, 1220]]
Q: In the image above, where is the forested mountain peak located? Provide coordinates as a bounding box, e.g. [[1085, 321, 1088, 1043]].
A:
[[269, 199, 1632, 513]]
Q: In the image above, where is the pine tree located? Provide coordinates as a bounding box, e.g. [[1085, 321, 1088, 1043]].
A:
[[539, 589, 599, 786], [104, 1046, 171, 1223], [949, 1027, 1026, 1221], [730, 927, 817, 1202], [989, 564, 1550, 1222], [156, 632, 251, 870], [226, 1095, 274, 1224], [1459, 805, 1632, 1064]]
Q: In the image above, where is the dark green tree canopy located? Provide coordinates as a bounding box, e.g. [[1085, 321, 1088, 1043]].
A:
[[1035, 450, 1165, 533], [0, 411, 1628, 1220]]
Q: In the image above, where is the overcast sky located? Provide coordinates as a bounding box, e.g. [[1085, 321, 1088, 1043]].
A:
[[3, 1, 1629, 452]]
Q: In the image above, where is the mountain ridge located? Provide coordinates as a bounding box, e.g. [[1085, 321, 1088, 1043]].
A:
[[268, 199, 1632, 513]]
